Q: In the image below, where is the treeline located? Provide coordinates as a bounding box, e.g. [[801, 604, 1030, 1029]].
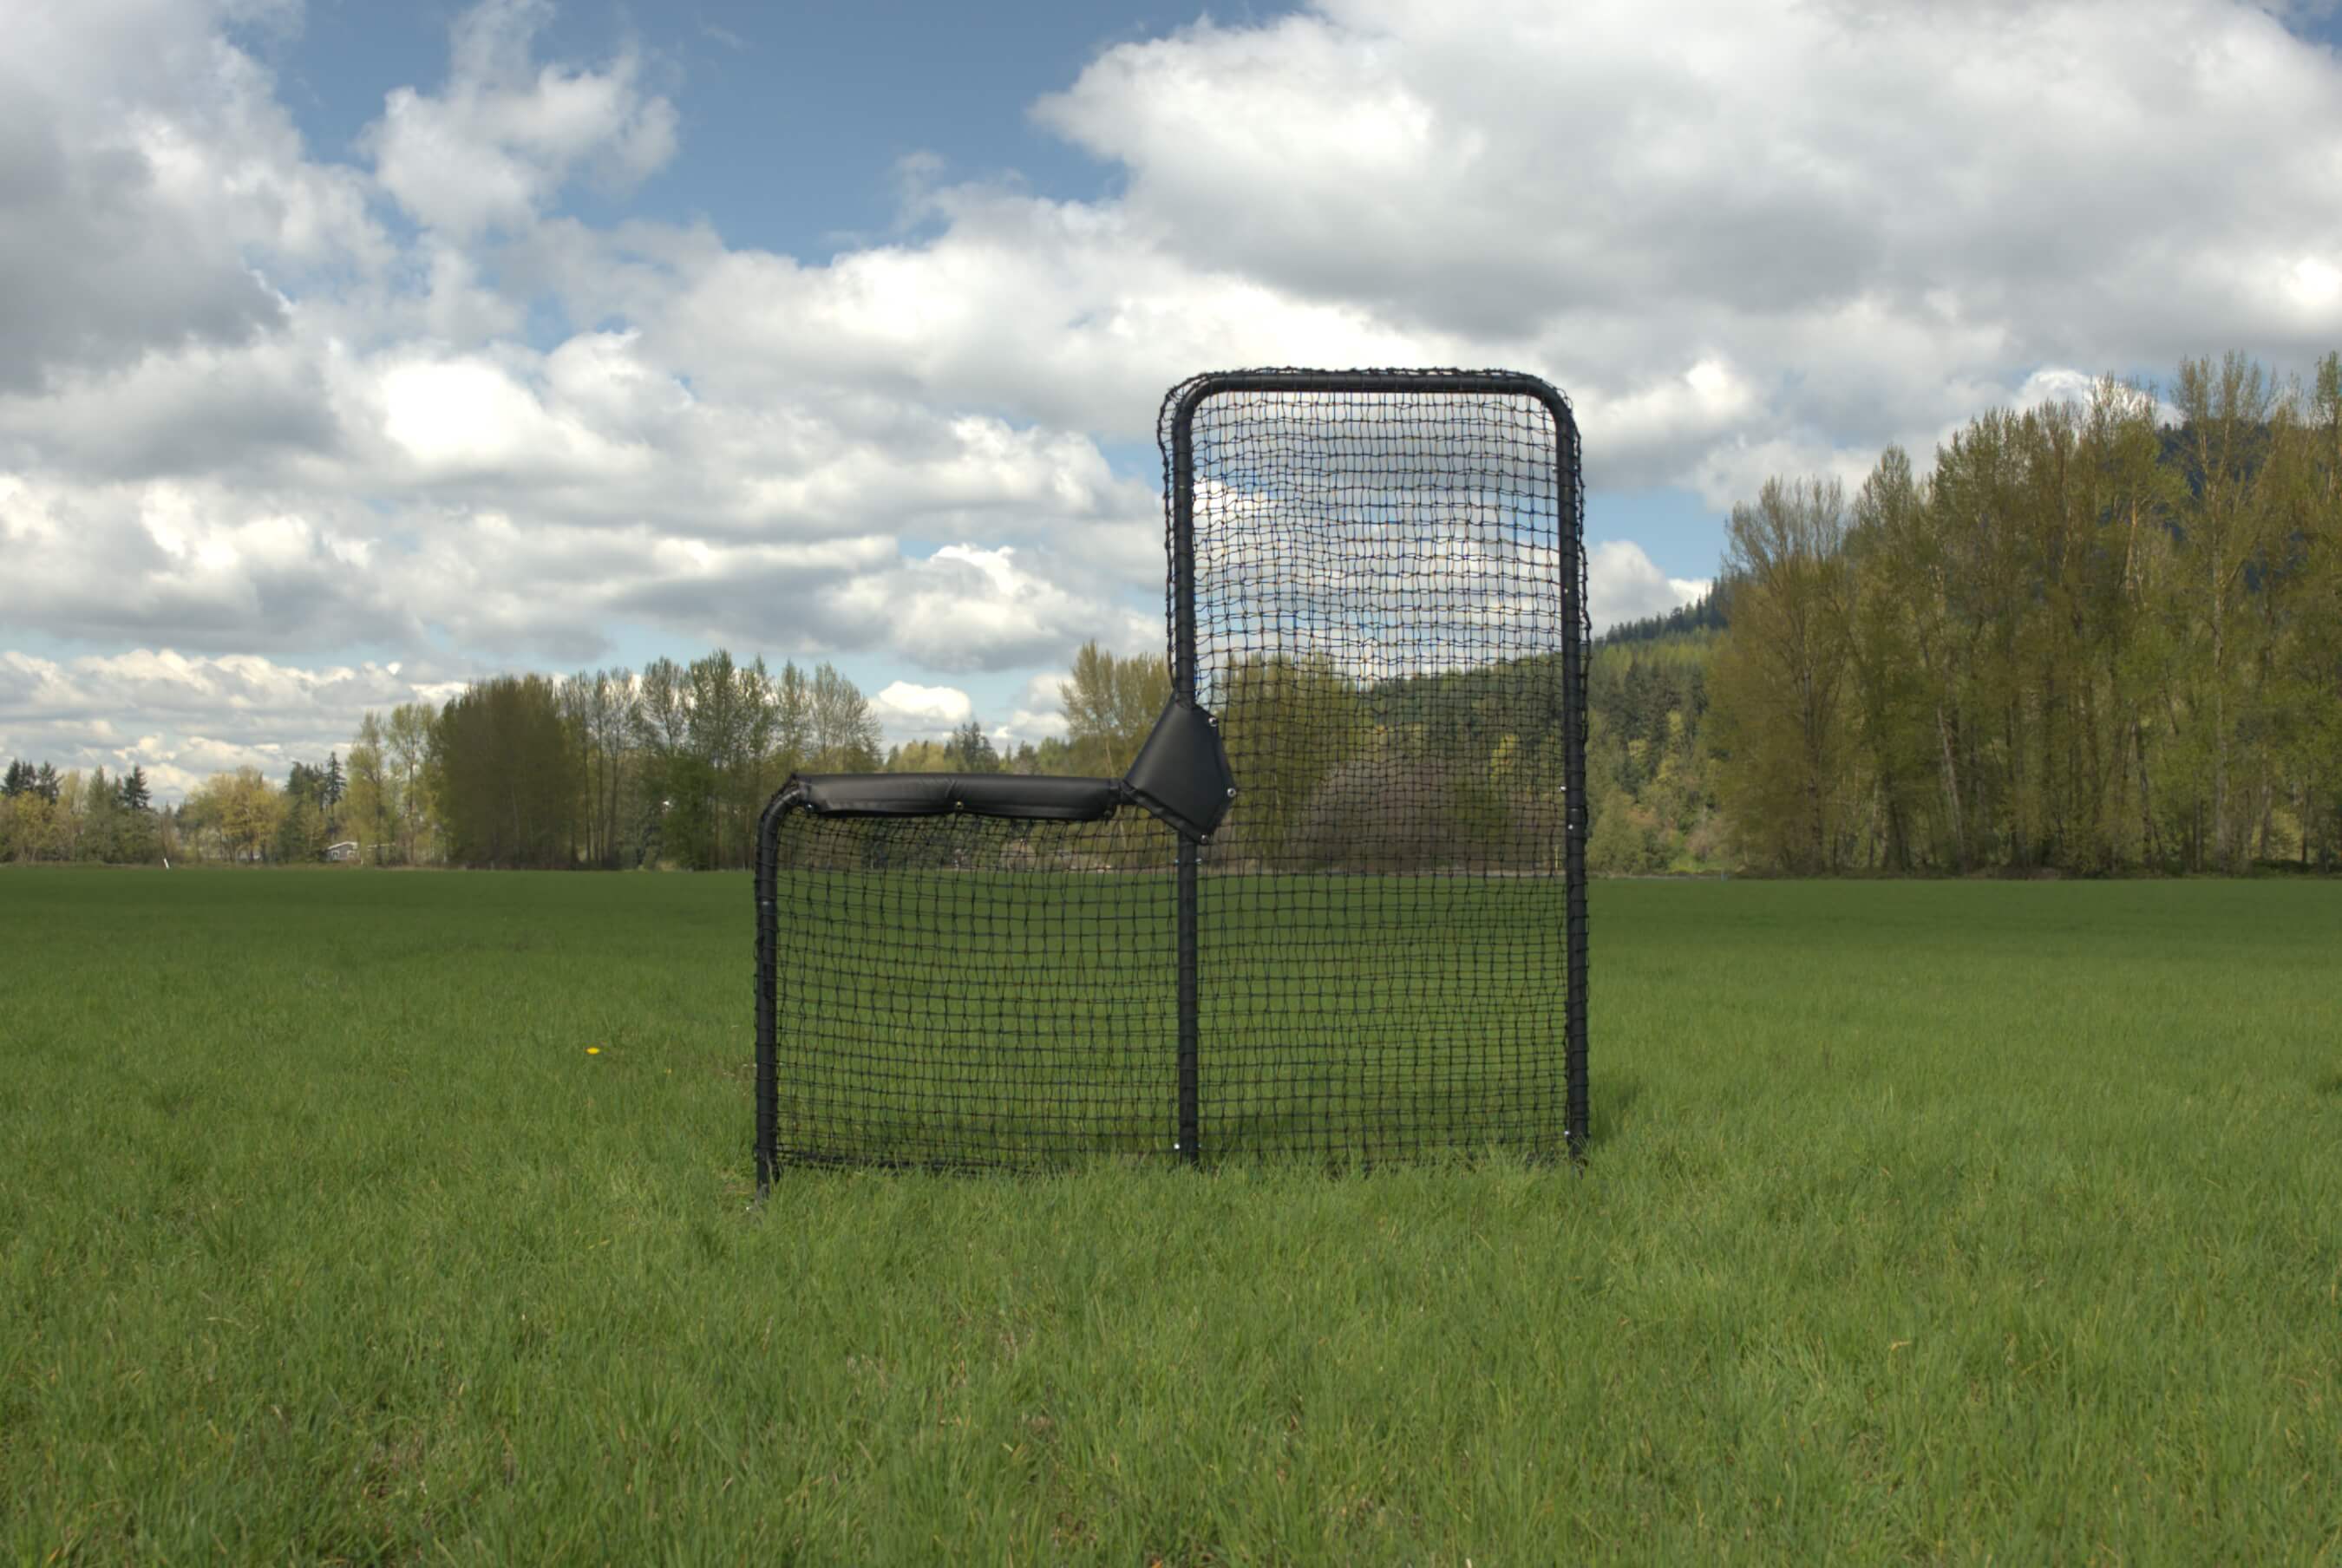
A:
[[128, 646, 1174, 870], [1582, 353, 2342, 875], [0, 761, 161, 864], [1307, 348, 2342, 880], [223, 656, 892, 870], [1705, 352, 2342, 874], [876, 644, 1171, 780], [156, 749, 381, 866]]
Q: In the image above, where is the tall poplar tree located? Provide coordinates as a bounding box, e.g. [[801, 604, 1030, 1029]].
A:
[[1708, 477, 1855, 871]]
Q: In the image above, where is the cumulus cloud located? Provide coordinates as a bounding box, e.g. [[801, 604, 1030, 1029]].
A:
[[0, 90, 283, 395], [363, 0, 678, 236], [0, 649, 461, 800], [1002, 671, 1075, 746], [1074, 0, 2331, 488], [1586, 542, 1711, 635], [0, 473, 411, 652], [0, 0, 383, 393], [822, 544, 1161, 674], [494, 0, 2342, 510], [0, 336, 345, 480], [869, 681, 974, 742]]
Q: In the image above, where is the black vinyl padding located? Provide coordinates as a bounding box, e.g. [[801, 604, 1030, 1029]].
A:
[[1122, 699, 1236, 840], [790, 772, 1123, 822]]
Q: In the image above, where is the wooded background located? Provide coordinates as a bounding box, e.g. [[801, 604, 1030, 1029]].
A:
[[7, 352, 2336, 875]]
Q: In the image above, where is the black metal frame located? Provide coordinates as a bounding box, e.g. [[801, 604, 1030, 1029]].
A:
[[756, 369, 1587, 1191]]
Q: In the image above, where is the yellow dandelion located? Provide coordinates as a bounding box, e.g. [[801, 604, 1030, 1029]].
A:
[[586, 1047, 601, 1055]]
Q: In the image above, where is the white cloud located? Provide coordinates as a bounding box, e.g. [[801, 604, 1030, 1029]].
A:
[[0, 649, 460, 801], [1586, 541, 1710, 635], [0, 473, 412, 652], [362, 0, 678, 237], [525, 0, 2342, 504], [0, 0, 384, 393], [822, 544, 1160, 674], [1001, 671, 1074, 746], [2287, 256, 2342, 317], [869, 680, 973, 741]]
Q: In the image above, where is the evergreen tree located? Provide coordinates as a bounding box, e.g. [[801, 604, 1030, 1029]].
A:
[[78, 768, 121, 864], [945, 720, 1000, 773], [265, 763, 331, 859], [2, 760, 26, 797], [324, 753, 345, 808], [113, 768, 160, 862], [1600, 587, 1729, 648], [33, 762, 61, 803]]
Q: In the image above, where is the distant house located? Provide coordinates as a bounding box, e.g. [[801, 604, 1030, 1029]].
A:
[[324, 841, 362, 863]]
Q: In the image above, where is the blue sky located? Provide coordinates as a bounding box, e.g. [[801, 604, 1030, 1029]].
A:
[[270, 2, 1222, 252], [3, 0, 2339, 795]]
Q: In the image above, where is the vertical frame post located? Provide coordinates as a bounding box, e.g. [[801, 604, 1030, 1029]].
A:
[[752, 784, 801, 1198], [1170, 400, 1203, 1166], [1176, 846, 1200, 1163], [1555, 400, 1591, 1163]]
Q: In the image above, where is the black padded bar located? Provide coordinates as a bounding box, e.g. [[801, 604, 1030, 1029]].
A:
[[790, 772, 1124, 822]]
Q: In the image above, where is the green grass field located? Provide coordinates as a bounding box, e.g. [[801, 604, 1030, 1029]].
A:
[[3, 868, 2338, 1564]]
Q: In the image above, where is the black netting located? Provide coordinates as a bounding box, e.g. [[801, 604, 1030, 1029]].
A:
[[760, 807, 1181, 1171], [756, 369, 1586, 1182], [1166, 370, 1588, 1164]]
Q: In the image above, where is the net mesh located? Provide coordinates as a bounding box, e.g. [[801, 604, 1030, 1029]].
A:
[[1170, 370, 1586, 1162], [758, 369, 1586, 1174], [763, 811, 1180, 1169]]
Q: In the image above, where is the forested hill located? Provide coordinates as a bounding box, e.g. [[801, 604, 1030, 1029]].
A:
[[1576, 594, 1732, 876], [1599, 587, 1728, 650], [1584, 630, 1724, 874], [1345, 625, 1725, 877]]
